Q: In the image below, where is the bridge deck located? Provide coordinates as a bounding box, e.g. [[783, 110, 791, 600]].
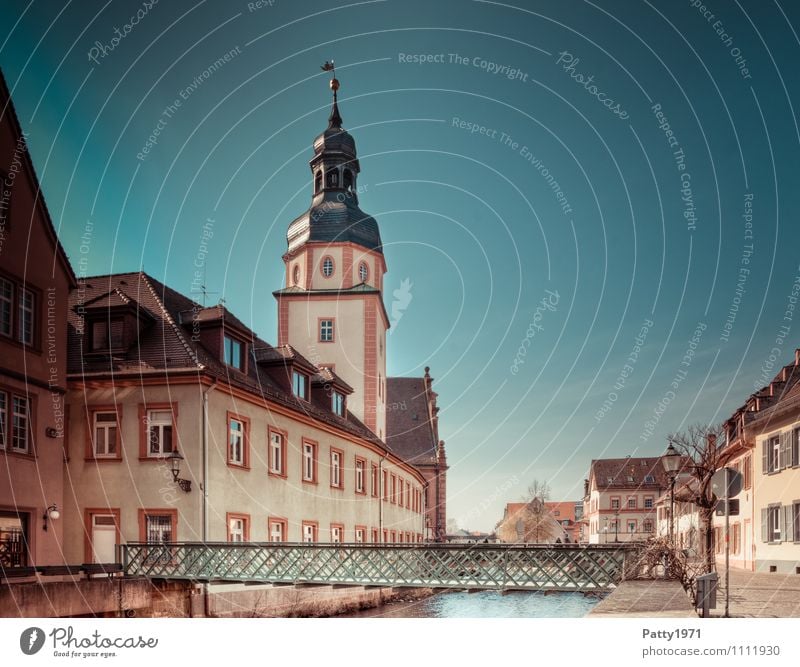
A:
[[120, 543, 640, 592]]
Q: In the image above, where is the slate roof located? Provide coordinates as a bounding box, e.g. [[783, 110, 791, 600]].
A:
[[67, 271, 386, 448], [385, 376, 438, 465]]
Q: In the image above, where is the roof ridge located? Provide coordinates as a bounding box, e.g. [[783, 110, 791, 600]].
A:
[[139, 273, 202, 368]]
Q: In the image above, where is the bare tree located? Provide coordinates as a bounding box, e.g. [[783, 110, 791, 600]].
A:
[[497, 479, 562, 543], [527, 479, 551, 505], [666, 423, 730, 573]]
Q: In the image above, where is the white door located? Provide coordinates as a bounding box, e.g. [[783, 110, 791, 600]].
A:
[[91, 514, 117, 563]]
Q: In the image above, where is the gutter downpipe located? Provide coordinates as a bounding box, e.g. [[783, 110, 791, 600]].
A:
[[202, 380, 217, 617], [379, 453, 387, 540]]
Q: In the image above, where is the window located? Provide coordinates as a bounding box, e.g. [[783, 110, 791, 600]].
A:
[[11, 396, 29, 453], [142, 406, 175, 458], [644, 496, 654, 509], [330, 524, 343, 544], [359, 262, 368, 282], [398, 478, 404, 507], [292, 371, 308, 400], [627, 520, 636, 533], [371, 463, 379, 497], [794, 502, 800, 543], [302, 521, 318, 543], [314, 170, 322, 193], [223, 335, 244, 370], [355, 457, 365, 494], [0, 278, 12, 337], [764, 435, 780, 473], [227, 414, 249, 468], [627, 497, 637, 510], [227, 514, 249, 542], [391, 474, 397, 504], [18, 288, 34, 345], [331, 390, 345, 417], [90, 317, 125, 352], [302, 440, 318, 483], [140, 510, 177, 544], [330, 448, 343, 488], [293, 265, 301, 286], [269, 518, 287, 542], [268, 428, 286, 477], [319, 319, 334, 342], [321, 256, 334, 278], [355, 526, 365, 544], [765, 505, 782, 542], [0, 511, 29, 567], [382, 470, 388, 501], [371, 528, 379, 543], [793, 430, 800, 469], [744, 453, 753, 489], [610, 497, 620, 510], [93, 410, 120, 458], [643, 520, 653, 532], [644, 474, 655, 483], [326, 170, 339, 188]]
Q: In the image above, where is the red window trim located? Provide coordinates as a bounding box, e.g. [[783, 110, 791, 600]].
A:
[[371, 527, 379, 543], [371, 463, 379, 498], [84, 507, 121, 563], [330, 446, 344, 489], [320, 254, 336, 279], [354, 456, 367, 495], [382, 469, 388, 501], [268, 516, 288, 542], [302, 520, 319, 542], [85, 404, 123, 461], [354, 524, 367, 543], [267, 425, 288, 479], [330, 522, 344, 543], [301, 438, 319, 484], [226, 411, 251, 470], [609, 495, 621, 509], [137, 508, 178, 542], [226, 512, 251, 541], [137, 402, 179, 461], [317, 316, 335, 343]]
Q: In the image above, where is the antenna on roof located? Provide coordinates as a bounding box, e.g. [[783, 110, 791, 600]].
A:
[[197, 267, 219, 306]]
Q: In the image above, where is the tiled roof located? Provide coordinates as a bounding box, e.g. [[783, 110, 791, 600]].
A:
[[67, 271, 386, 448], [588, 456, 673, 490], [385, 376, 438, 465]]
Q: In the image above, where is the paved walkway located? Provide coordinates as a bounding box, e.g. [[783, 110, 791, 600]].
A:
[[713, 568, 800, 617], [588, 580, 696, 617]]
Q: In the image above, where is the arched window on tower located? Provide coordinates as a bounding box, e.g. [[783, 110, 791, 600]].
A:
[[314, 170, 322, 193], [326, 169, 339, 189], [343, 169, 353, 191]]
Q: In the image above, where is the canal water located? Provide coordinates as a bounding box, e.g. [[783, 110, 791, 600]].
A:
[[340, 590, 602, 618]]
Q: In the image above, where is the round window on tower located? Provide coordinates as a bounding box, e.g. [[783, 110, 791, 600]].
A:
[[293, 265, 301, 286], [321, 256, 334, 278], [359, 262, 369, 283]]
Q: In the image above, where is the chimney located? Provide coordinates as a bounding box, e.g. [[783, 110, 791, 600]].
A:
[[795, 348, 800, 366], [707, 433, 717, 452]]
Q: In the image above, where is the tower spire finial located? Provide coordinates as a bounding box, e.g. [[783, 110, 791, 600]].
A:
[[321, 60, 342, 128]]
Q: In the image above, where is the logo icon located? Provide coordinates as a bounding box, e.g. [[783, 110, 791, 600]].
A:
[[20, 627, 45, 655]]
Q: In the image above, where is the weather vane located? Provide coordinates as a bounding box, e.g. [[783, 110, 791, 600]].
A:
[[321, 59, 339, 92]]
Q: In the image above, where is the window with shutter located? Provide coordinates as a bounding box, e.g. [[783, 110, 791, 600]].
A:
[[784, 505, 795, 543], [780, 432, 790, 470], [761, 508, 769, 542]]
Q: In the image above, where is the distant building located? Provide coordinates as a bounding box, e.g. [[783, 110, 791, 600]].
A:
[[496, 500, 568, 544], [445, 529, 495, 544], [386, 371, 448, 541], [583, 457, 669, 543], [0, 70, 77, 569], [499, 501, 580, 543]]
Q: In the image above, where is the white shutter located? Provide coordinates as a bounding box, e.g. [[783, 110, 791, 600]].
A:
[[780, 433, 790, 470], [761, 508, 769, 542], [762, 441, 769, 473]]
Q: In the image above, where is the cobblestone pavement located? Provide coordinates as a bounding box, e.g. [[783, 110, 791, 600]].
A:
[[713, 568, 800, 617], [588, 580, 696, 617]]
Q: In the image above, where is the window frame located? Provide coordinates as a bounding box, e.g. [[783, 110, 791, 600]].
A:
[[226, 411, 250, 470], [301, 438, 318, 484], [268, 517, 288, 542], [610, 496, 620, 510], [330, 523, 344, 544], [330, 447, 344, 489], [267, 426, 288, 478], [226, 512, 250, 542], [627, 496, 637, 510], [768, 504, 782, 543], [331, 390, 345, 417], [354, 456, 366, 495], [86, 405, 123, 461], [138, 508, 178, 543], [320, 255, 335, 279], [0, 276, 12, 338], [223, 333, 246, 372], [302, 520, 318, 543], [138, 403, 178, 460], [355, 525, 366, 544], [292, 370, 309, 401], [9, 393, 32, 455], [318, 317, 335, 343], [358, 261, 369, 283], [371, 463, 379, 497]]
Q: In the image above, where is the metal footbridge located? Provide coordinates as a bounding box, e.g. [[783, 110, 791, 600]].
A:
[[120, 542, 641, 591]]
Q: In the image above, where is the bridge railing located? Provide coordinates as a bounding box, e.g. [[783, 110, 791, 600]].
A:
[[120, 542, 642, 591]]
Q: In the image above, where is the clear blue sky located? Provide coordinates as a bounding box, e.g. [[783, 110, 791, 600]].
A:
[[3, 0, 799, 531]]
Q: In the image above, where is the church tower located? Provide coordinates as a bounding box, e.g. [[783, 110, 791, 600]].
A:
[[274, 70, 389, 439]]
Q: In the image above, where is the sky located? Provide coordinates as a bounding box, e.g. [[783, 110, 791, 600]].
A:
[[2, 0, 800, 532]]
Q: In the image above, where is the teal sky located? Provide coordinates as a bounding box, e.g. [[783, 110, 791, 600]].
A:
[[2, 0, 799, 531]]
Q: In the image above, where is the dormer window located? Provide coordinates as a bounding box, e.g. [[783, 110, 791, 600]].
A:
[[292, 370, 308, 400], [90, 317, 125, 352], [223, 334, 245, 371], [332, 391, 345, 417]]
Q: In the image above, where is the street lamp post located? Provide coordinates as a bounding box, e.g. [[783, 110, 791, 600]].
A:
[[614, 509, 620, 543], [661, 444, 681, 548]]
